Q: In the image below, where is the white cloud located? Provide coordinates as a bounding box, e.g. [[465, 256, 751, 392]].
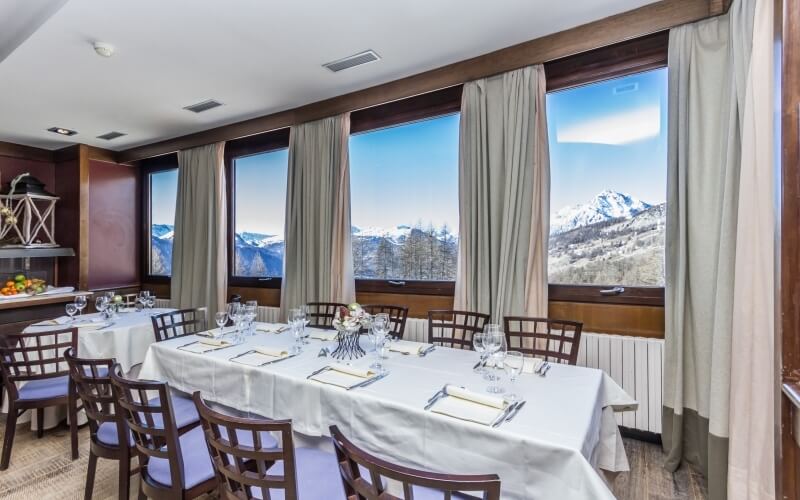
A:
[[556, 105, 661, 146]]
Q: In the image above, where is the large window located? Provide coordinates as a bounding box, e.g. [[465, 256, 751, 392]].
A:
[[148, 168, 178, 276], [546, 68, 667, 287], [231, 148, 288, 279], [349, 113, 460, 284]]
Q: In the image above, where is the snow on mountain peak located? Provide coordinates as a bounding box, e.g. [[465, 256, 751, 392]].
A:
[[352, 225, 412, 241], [551, 190, 652, 234]]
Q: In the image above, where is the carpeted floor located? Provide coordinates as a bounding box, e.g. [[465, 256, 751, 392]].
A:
[[0, 420, 706, 499]]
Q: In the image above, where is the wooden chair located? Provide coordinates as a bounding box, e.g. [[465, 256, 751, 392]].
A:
[[65, 349, 135, 500], [193, 392, 343, 499], [330, 425, 501, 500], [503, 316, 583, 365], [306, 302, 346, 329], [0, 328, 80, 470], [362, 304, 409, 338], [110, 365, 213, 500], [151, 307, 208, 342], [427, 310, 490, 350]]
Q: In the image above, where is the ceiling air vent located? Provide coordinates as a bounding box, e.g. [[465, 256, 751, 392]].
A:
[[183, 99, 223, 113], [96, 131, 126, 141], [323, 50, 381, 73]]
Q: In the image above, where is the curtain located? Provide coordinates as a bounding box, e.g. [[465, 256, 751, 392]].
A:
[[281, 114, 354, 317], [663, 1, 771, 498], [170, 142, 227, 320], [454, 64, 549, 322]]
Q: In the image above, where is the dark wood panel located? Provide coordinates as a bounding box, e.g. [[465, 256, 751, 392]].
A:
[[355, 292, 454, 319], [0, 141, 53, 163], [356, 280, 455, 296], [118, 0, 717, 163], [549, 284, 665, 306], [549, 301, 664, 338], [350, 86, 462, 134], [0, 155, 55, 192], [53, 157, 80, 287]]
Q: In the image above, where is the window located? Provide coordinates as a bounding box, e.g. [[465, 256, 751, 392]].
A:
[[231, 148, 288, 279], [546, 68, 667, 288], [148, 168, 178, 276], [349, 113, 460, 285]]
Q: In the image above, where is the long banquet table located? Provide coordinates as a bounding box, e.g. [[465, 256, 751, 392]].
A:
[[139, 324, 636, 499]]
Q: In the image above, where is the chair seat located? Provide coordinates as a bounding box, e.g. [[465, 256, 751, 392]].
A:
[[17, 375, 69, 401], [97, 393, 200, 448], [96, 421, 134, 447], [259, 448, 346, 500], [147, 426, 215, 489]]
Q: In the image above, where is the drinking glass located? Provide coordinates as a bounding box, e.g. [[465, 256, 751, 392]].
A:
[[486, 331, 507, 394], [298, 305, 310, 344], [472, 331, 487, 374], [65, 303, 78, 321], [214, 311, 228, 336], [288, 308, 302, 354], [95, 296, 109, 318], [369, 319, 388, 374], [374, 313, 390, 346], [482, 331, 502, 383], [503, 351, 524, 402], [146, 295, 156, 313], [74, 295, 87, 316], [243, 304, 257, 337]]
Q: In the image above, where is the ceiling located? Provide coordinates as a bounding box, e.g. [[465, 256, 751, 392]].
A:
[[0, 0, 659, 152]]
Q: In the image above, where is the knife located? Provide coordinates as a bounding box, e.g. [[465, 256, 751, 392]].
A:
[[424, 390, 448, 410], [306, 365, 331, 379], [348, 372, 388, 390], [491, 402, 518, 428], [505, 400, 526, 422]]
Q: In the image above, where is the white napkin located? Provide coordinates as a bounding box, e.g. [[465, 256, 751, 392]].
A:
[[179, 338, 231, 354], [77, 322, 112, 331], [256, 324, 289, 334], [388, 340, 433, 355], [310, 363, 375, 388], [32, 316, 72, 327], [430, 385, 507, 426], [308, 329, 338, 341], [253, 346, 289, 358], [196, 328, 225, 338], [232, 346, 290, 366], [522, 357, 545, 374]]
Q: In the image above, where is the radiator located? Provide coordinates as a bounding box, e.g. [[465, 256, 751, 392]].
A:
[[258, 306, 282, 323]]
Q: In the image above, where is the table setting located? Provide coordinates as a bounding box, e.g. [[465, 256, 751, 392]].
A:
[[138, 302, 637, 500]]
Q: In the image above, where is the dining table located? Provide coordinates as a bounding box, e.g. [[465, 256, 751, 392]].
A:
[[139, 324, 637, 500]]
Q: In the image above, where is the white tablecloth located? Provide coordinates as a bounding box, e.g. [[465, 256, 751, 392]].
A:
[[139, 324, 636, 500]]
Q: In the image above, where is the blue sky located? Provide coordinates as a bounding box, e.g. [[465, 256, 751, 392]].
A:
[[151, 68, 666, 233]]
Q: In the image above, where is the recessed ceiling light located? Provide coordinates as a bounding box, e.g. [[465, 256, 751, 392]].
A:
[[47, 127, 77, 136], [97, 131, 126, 141]]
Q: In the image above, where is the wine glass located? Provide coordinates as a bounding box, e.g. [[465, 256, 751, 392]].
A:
[[243, 304, 257, 337], [65, 303, 78, 322], [370, 315, 389, 373], [288, 308, 302, 354], [214, 311, 228, 336], [95, 296, 109, 318], [504, 351, 524, 402], [485, 331, 507, 394], [472, 331, 487, 373], [74, 295, 87, 317], [482, 331, 502, 382]]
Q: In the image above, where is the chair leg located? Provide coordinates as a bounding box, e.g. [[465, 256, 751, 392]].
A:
[[84, 450, 98, 500], [68, 382, 79, 460], [0, 405, 18, 470], [118, 448, 131, 500], [36, 408, 44, 438]]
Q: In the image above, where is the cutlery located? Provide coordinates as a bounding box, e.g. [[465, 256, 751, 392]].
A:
[[534, 361, 546, 375], [318, 347, 330, 357], [228, 350, 255, 361], [427, 383, 452, 403], [542, 363, 552, 376], [419, 346, 436, 357], [306, 366, 331, 379], [348, 372, 388, 390], [505, 400, 526, 422], [473, 358, 487, 370], [424, 390, 447, 411], [491, 402, 518, 428]]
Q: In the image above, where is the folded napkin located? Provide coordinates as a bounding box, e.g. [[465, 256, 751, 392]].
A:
[[522, 357, 545, 374], [199, 338, 228, 347], [388, 340, 434, 356], [255, 324, 290, 334], [253, 346, 289, 358], [309, 363, 376, 389], [430, 385, 507, 426], [32, 316, 72, 327], [178, 338, 232, 354], [196, 328, 225, 339], [231, 346, 290, 366], [308, 329, 338, 341], [77, 322, 112, 331]]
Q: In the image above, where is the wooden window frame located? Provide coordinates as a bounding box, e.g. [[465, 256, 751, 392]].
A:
[[544, 30, 668, 306], [225, 128, 291, 289], [350, 86, 462, 296], [140, 153, 179, 284]]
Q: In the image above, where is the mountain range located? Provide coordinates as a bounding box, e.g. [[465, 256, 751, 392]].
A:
[[551, 189, 653, 234]]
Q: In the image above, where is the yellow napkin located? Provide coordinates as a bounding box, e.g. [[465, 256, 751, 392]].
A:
[[253, 346, 289, 358], [308, 329, 338, 341], [256, 324, 289, 334], [388, 340, 433, 355], [430, 385, 507, 426], [310, 363, 375, 388], [198, 338, 229, 347]]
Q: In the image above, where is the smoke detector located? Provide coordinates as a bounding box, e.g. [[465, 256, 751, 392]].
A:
[[93, 42, 115, 58]]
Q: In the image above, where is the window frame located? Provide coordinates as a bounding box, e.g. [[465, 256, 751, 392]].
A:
[[140, 153, 179, 284], [225, 128, 291, 289], [350, 86, 462, 296], [543, 30, 668, 306]]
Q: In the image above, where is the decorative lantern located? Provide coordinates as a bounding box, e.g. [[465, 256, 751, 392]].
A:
[[0, 175, 59, 248]]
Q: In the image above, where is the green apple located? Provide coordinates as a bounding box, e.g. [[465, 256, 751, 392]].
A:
[[113, 295, 123, 303]]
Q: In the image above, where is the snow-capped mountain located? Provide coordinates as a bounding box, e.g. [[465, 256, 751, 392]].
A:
[[352, 224, 412, 241], [551, 190, 653, 235]]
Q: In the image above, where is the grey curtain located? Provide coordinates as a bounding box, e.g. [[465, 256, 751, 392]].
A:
[[281, 114, 355, 317], [170, 142, 227, 320], [454, 65, 550, 321], [663, 3, 755, 499]]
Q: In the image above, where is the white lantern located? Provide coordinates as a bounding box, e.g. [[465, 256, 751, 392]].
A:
[[0, 175, 59, 248]]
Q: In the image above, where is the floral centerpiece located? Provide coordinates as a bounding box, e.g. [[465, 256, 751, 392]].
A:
[[330, 303, 369, 360]]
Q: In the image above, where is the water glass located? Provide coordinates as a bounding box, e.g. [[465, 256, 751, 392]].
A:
[[146, 295, 156, 313], [369, 331, 387, 373], [65, 303, 78, 321], [214, 311, 228, 335], [74, 295, 87, 316], [243, 304, 257, 336], [472, 331, 487, 373], [483, 330, 504, 387], [504, 351, 524, 402], [487, 349, 507, 394], [373, 314, 390, 357], [288, 308, 303, 354]]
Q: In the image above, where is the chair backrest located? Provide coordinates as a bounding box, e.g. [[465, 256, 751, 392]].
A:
[[330, 425, 500, 500], [64, 349, 124, 444], [193, 392, 299, 500], [362, 305, 409, 338], [427, 310, 490, 350], [503, 316, 583, 365], [110, 365, 185, 493], [0, 328, 77, 400], [151, 308, 207, 342], [306, 302, 346, 329]]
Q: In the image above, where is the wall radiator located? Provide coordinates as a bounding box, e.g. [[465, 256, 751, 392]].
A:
[[239, 308, 664, 434]]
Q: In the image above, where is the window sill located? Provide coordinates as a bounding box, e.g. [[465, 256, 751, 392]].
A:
[[548, 284, 664, 306], [229, 276, 282, 289], [355, 279, 455, 296]]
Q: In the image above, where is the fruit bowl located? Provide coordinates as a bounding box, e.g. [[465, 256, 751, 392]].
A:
[[1, 272, 47, 297]]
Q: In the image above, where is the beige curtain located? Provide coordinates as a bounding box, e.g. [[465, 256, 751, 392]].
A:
[[281, 114, 354, 317], [663, 1, 771, 498], [727, 0, 775, 498], [170, 142, 227, 320], [454, 65, 549, 321]]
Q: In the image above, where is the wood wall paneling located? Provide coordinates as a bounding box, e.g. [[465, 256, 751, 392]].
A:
[[53, 157, 80, 287], [117, 0, 718, 163], [0, 141, 54, 163]]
